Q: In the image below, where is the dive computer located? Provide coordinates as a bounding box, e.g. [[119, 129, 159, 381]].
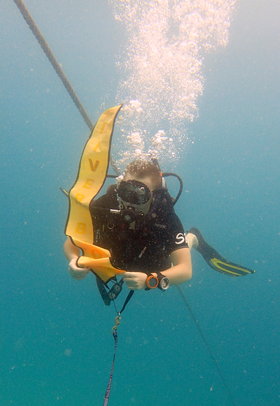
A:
[[158, 272, 170, 290]]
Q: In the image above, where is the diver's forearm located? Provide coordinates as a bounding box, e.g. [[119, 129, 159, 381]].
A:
[[160, 262, 192, 285], [160, 247, 192, 285]]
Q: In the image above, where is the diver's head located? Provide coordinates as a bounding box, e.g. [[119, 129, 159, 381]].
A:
[[117, 159, 162, 216], [124, 159, 162, 191]]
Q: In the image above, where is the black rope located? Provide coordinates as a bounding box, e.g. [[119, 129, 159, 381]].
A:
[[13, 0, 122, 177], [13, 0, 93, 130], [103, 328, 118, 406], [176, 286, 236, 406], [102, 290, 134, 405]]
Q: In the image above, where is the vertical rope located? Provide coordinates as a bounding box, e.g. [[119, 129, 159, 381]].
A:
[[103, 329, 118, 406]]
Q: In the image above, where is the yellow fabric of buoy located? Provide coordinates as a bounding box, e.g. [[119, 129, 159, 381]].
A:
[[65, 105, 125, 282]]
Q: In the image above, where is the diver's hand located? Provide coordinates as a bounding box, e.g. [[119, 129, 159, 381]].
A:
[[68, 258, 90, 280], [123, 272, 147, 290]]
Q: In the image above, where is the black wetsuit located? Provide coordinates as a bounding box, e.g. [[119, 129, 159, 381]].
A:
[[89, 185, 188, 274]]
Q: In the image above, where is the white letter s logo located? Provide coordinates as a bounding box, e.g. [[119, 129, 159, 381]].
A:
[[175, 233, 185, 245]]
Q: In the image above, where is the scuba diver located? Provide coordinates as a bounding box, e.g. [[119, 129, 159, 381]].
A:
[[63, 105, 254, 305]]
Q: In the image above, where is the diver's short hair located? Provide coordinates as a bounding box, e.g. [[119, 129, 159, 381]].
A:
[[124, 159, 162, 188]]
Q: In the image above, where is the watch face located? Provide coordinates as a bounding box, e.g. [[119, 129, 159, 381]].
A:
[[149, 276, 158, 288], [159, 277, 169, 290]]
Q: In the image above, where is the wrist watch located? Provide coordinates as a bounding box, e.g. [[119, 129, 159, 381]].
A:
[[145, 273, 170, 291], [145, 274, 159, 290]]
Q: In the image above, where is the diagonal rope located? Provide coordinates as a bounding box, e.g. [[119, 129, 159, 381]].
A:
[[176, 286, 237, 406], [13, 0, 121, 175], [13, 0, 93, 130]]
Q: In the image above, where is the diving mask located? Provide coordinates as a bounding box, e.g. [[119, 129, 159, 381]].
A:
[[117, 180, 152, 215]]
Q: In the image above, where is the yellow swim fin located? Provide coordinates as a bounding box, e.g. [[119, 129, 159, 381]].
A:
[[189, 228, 255, 277]]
